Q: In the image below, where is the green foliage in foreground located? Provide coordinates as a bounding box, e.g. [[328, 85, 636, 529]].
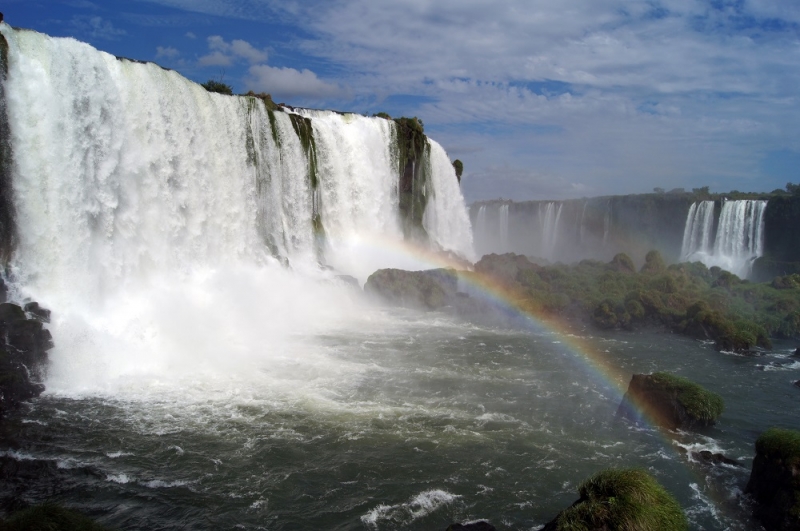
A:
[[756, 428, 800, 467], [556, 468, 687, 531], [1, 503, 111, 531], [650, 372, 724, 423], [201, 79, 233, 95], [478, 250, 800, 351]]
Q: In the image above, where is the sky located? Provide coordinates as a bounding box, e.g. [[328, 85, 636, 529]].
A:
[[3, 0, 800, 203]]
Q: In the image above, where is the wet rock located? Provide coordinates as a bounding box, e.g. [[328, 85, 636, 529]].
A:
[[474, 253, 539, 287], [746, 428, 800, 531], [793, 380, 800, 389], [793, 347, 800, 358], [365, 268, 458, 310], [617, 372, 724, 430], [691, 450, 741, 467], [0, 301, 53, 419], [0, 277, 6, 304], [445, 522, 496, 531], [23, 301, 50, 323]]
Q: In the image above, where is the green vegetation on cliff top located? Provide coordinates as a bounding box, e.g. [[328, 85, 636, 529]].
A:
[[650, 372, 724, 423], [555, 468, 687, 531], [755, 428, 800, 467]]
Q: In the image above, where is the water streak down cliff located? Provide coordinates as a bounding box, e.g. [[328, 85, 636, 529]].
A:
[[681, 200, 767, 278], [0, 26, 474, 305]]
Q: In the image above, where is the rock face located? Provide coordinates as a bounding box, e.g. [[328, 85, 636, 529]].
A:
[[616, 372, 724, 430], [746, 428, 800, 531], [364, 268, 458, 310], [0, 301, 53, 419]]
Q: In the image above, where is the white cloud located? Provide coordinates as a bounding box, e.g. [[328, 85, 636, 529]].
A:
[[245, 64, 347, 100], [199, 35, 267, 66], [185, 31, 196, 39], [156, 46, 180, 59]]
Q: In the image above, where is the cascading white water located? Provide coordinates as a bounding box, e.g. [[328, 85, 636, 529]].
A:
[[498, 204, 509, 251], [680, 199, 767, 278], [539, 202, 563, 260], [0, 27, 474, 397], [681, 201, 715, 260]]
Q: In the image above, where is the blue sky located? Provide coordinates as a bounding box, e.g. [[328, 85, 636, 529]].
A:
[[4, 0, 800, 202]]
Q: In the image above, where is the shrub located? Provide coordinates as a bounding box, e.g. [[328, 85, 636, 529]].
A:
[[201, 79, 233, 95], [555, 468, 687, 531], [755, 428, 800, 467], [641, 250, 666, 274], [650, 372, 724, 423], [609, 253, 636, 273]]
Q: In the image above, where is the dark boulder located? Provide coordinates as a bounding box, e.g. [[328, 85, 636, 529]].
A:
[[0, 301, 53, 419], [793, 347, 800, 358], [617, 372, 724, 430], [364, 268, 458, 310], [23, 301, 50, 323], [474, 253, 539, 287], [691, 450, 741, 467], [746, 428, 800, 531], [794, 380, 800, 389]]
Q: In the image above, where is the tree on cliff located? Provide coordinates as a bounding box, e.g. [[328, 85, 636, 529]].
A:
[[452, 159, 463, 182], [201, 79, 233, 95], [786, 182, 800, 196]]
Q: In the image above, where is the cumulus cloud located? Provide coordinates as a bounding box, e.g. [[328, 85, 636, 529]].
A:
[[245, 64, 347, 100], [199, 35, 268, 66], [156, 46, 180, 59]]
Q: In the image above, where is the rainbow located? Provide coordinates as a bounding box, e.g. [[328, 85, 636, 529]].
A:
[[351, 235, 700, 437]]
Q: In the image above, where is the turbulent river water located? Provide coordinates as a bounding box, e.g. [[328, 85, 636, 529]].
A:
[[5, 292, 798, 530]]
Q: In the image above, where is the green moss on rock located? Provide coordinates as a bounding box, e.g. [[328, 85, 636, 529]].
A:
[[649, 372, 724, 424], [547, 468, 687, 531], [746, 428, 800, 531]]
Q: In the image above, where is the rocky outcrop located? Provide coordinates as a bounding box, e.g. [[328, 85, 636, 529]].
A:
[[746, 428, 800, 531], [542, 468, 687, 531], [617, 373, 724, 430], [473, 252, 539, 287], [0, 301, 53, 419], [364, 268, 458, 310]]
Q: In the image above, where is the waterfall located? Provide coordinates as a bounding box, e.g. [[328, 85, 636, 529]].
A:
[[0, 26, 474, 393], [538, 202, 563, 260], [498, 204, 509, 251], [680, 199, 767, 278], [680, 201, 715, 260]]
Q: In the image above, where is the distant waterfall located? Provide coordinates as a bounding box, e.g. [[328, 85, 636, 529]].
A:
[[539, 202, 563, 259], [498, 204, 510, 250], [681, 201, 716, 260], [680, 200, 767, 277]]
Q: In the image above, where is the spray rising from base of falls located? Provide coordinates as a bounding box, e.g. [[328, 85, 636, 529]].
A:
[[0, 25, 474, 397]]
